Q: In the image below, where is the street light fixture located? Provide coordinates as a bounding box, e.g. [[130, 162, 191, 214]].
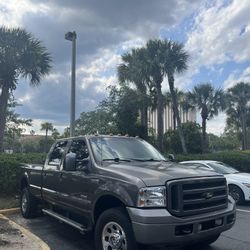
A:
[[65, 31, 77, 137]]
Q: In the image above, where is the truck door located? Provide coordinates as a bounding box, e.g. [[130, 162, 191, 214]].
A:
[[58, 139, 95, 214], [42, 140, 69, 204]]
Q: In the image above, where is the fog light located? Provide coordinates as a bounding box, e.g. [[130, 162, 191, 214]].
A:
[[215, 219, 223, 226]]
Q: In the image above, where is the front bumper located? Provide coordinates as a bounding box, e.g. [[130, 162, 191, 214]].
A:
[[127, 197, 236, 245]]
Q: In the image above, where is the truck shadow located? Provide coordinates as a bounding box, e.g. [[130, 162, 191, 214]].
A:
[[7, 213, 220, 250]]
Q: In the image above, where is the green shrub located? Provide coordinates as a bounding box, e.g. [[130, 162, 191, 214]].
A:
[[164, 122, 202, 154], [176, 151, 250, 173], [0, 153, 46, 195]]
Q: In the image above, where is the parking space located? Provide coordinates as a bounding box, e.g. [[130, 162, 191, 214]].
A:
[[6, 204, 250, 250]]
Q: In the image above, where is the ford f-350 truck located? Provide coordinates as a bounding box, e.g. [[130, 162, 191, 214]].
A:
[[19, 135, 236, 250]]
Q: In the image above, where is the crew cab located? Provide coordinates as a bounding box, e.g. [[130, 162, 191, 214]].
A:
[[19, 135, 236, 250]]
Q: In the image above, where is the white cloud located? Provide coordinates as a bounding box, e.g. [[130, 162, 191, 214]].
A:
[[0, 0, 49, 27], [181, 0, 250, 86], [224, 66, 250, 88], [206, 112, 226, 135], [18, 94, 31, 104]]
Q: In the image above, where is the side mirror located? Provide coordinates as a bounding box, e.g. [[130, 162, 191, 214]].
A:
[[65, 152, 76, 171], [168, 154, 175, 162]]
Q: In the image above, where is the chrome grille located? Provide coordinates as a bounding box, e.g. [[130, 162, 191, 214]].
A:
[[167, 177, 228, 217]]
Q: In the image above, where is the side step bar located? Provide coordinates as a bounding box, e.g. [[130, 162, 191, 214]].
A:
[[42, 209, 87, 233]]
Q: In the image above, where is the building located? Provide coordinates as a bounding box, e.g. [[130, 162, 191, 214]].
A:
[[148, 104, 196, 134]]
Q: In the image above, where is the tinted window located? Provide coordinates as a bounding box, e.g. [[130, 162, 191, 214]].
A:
[[48, 141, 68, 169], [69, 140, 89, 161]]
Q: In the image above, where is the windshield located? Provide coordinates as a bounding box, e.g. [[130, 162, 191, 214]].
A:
[[207, 162, 239, 174], [89, 137, 166, 163]]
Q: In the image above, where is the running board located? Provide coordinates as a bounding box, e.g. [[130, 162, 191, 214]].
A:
[[42, 209, 87, 233]]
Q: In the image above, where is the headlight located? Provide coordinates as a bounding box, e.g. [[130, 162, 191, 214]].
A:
[[137, 186, 166, 207], [243, 183, 250, 188]]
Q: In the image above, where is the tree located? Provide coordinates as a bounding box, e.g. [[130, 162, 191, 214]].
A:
[[76, 85, 144, 137], [164, 122, 202, 154], [226, 82, 250, 150], [75, 109, 118, 135], [40, 122, 53, 139], [188, 83, 225, 152], [164, 89, 192, 130], [4, 99, 32, 151], [40, 122, 53, 152], [99, 85, 142, 136], [61, 127, 70, 138], [208, 131, 240, 152], [143, 39, 189, 153], [52, 128, 60, 140], [0, 27, 51, 152], [118, 49, 151, 138]]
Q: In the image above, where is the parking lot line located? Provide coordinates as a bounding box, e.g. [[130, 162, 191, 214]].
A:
[[237, 209, 250, 213]]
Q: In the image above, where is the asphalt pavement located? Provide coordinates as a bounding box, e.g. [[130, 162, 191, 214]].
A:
[[6, 203, 250, 250]]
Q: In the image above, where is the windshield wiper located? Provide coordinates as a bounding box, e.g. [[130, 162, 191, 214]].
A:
[[102, 158, 131, 162], [130, 158, 167, 162]]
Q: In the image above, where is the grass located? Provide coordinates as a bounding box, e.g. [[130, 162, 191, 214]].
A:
[[0, 196, 19, 210]]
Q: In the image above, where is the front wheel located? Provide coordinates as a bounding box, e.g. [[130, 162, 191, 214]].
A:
[[229, 185, 244, 204], [95, 207, 137, 250], [20, 187, 38, 218]]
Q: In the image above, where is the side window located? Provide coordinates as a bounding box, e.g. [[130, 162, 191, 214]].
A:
[[67, 140, 89, 170], [69, 140, 89, 162], [47, 141, 68, 169]]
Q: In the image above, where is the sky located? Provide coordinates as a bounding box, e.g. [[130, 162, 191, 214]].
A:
[[1, 0, 250, 135]]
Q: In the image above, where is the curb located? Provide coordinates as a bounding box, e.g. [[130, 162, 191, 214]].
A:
[[0, 207, 20, 215], [0, 213, 50, 250]]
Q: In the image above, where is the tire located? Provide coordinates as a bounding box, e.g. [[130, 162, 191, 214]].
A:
[[189, 234, 220, 249], [229, 185, 244, 205], [20, 187, 38, 218], [95, 207, 137, 250]]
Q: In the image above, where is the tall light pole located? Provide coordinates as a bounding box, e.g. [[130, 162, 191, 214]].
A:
[[65, 31, 77, 137]]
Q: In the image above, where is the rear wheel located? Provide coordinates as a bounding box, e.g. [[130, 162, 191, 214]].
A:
[[95, 207, 137, 250], [20, 187, 38, 218], [229, 185, 244, 204]]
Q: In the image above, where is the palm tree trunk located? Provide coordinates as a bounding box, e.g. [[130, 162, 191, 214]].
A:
[[241, 111, 247, 150], [45, 128, 48, 152], [141, 104, 148, 138], [0, 84, 9, 152], [201, 117, 207, 153], [173, 109, 176, 130], [168, 75, 187, 154], [156, 85, 164, 152]]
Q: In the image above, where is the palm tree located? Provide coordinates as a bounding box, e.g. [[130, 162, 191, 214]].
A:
[[118, 48, 151, 138], [144, 39, 189, 153], [40, 122, 54, 140], [188, 83, 226, 152], [164, 89, 192, 130], [52, 128, 60, 140], [0, 27, 51, 152], [226, 82, 250, 150]]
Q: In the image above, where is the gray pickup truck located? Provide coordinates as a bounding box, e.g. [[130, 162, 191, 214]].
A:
[[19, 135, 236, 250]]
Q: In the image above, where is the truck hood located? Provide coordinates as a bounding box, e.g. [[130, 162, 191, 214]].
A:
[[106, 161, 221, 186]]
